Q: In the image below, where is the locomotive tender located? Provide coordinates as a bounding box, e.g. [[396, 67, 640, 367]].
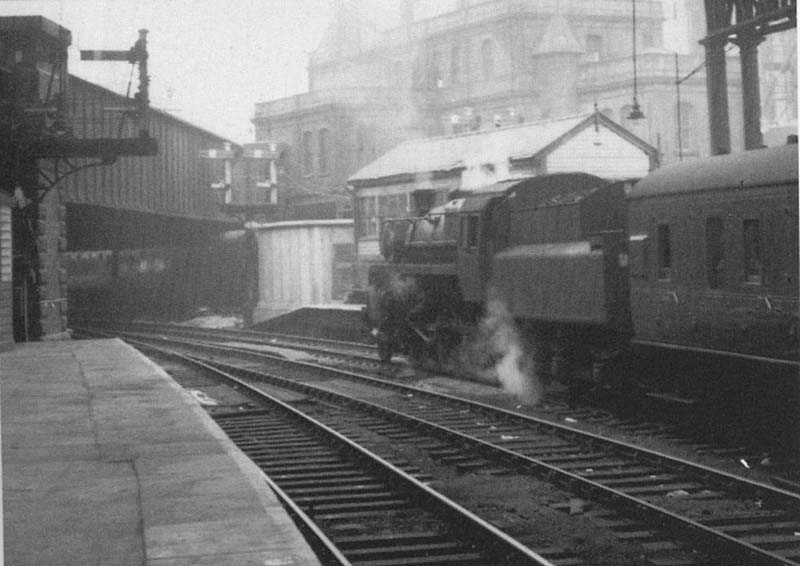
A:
[[365, 145, 799, 402]]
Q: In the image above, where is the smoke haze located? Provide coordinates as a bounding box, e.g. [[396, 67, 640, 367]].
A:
[[464, 293, 542, 405]]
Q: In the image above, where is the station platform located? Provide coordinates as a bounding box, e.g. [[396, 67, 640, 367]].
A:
[[1, 339, 322, 566], [250, 304, 370, 343]]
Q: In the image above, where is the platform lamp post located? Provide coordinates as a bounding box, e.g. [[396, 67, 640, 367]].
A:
[[628, 0, 645, 121]]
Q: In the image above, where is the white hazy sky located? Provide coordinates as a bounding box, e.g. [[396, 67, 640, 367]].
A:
[[1, 0, 348, 142]]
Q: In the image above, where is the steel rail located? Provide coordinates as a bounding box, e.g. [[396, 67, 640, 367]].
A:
[[83, 327, 800, 565], [85, 319, 375, 353], [133, 338, 557, 566], [120, 331, 800, 566], [258, 470, 354, 566], [194, 354, 799, 566], [129, 329, 799, 506], [82, 324, 800, 506]]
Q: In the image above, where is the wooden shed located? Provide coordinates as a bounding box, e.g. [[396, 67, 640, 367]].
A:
[[249, 219, 355, 321]]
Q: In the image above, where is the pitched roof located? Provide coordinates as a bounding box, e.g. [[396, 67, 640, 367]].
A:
[[349, 115, 589, 184], [349, 113, 657, 185]]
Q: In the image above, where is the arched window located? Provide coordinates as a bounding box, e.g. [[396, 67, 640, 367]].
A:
[[586, 35, 603, 62], [302, 131, 313, 174], [392, 61, 403, 85], [481, 39, 494, 80], [428, 49, 442, 88], [318, 128, 330, 174], [450, 44, 461, 85]]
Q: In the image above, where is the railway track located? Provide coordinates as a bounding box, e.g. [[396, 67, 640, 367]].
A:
[[81, 318, 378, 360], [78, 321, 796, 477], [108, 330, 800, 566], [140, 341, 559, 566]]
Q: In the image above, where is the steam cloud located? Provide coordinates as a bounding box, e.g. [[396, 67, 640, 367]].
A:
[[463, 292, 542, 405], [387, 272, 416, 299]]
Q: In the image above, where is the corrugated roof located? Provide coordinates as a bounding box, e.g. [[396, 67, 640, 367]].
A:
[[629, 144, 798, 199], [349, 114, 590, 184], [70, 76, 238, 145]]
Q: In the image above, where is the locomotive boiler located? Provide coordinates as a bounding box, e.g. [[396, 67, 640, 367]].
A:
[[365, 145, 799, 410]]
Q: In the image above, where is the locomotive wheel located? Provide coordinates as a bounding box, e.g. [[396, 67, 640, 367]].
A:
[[407, 336, 427, 367], [432, 328, 460, 370], [377, 338, 393, 362]]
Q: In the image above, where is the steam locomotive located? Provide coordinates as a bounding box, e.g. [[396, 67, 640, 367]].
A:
[[364, 145, 798, 412]]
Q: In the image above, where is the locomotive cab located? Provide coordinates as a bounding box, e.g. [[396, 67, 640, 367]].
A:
[[455, 192, 507, 303]]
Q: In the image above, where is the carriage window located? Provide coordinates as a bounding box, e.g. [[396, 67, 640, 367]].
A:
[[628, 233, 649, 279], [743, 219, 762, 284], [462, 215, 479, 249], [657, 224, 671, 279], [705, 217, 724, 289]]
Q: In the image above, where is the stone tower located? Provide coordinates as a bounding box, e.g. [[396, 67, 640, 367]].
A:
[[531, 13, 584, 119]]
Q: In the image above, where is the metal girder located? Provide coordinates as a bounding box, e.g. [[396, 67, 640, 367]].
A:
[[704, 0, 796, 43], [702, 0, 796, 153], [28, 136, 158, 161]]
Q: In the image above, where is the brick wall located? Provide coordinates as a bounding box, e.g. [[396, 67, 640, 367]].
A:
[[0, 193, 13, 350], [36, 186, 69, 339]]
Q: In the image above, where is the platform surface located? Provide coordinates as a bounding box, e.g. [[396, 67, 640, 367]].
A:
[[1, 339, 322, 566]]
